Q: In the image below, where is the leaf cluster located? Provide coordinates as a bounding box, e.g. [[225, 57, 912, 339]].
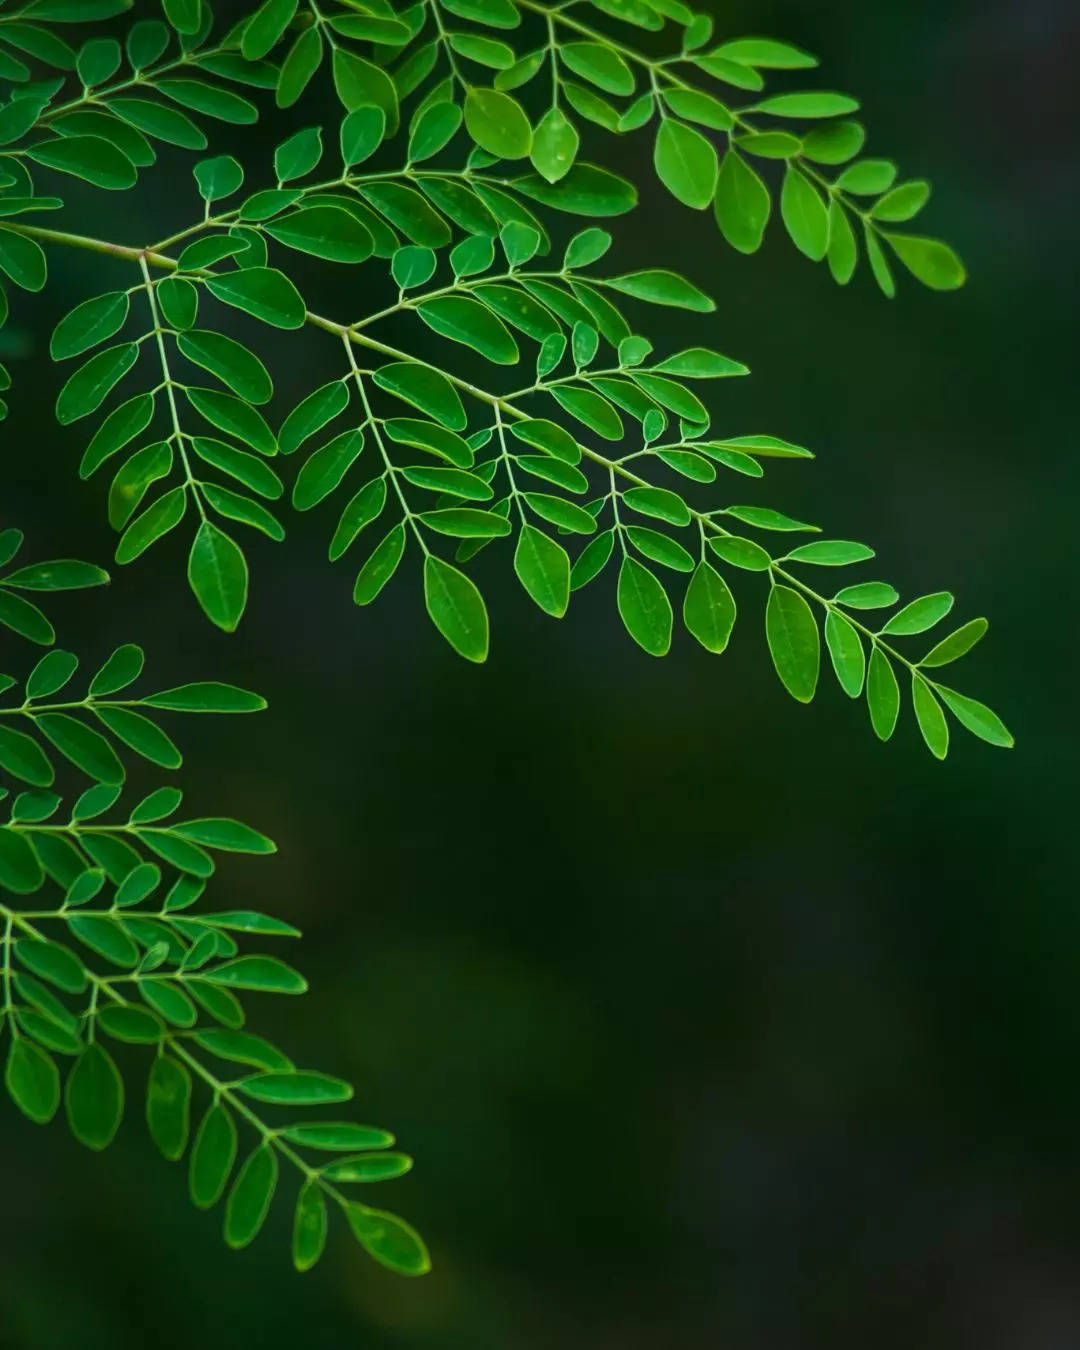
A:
[[0, 0, 1013, 1288], [0, 530, 426, 1276]]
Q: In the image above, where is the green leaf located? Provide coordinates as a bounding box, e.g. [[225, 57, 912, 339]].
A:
[[238, 1071, 351, 1106], [385, 419, 473, 468], [330, 479, 387, 560], [508, 418, 581, 464], [0, 725, 54, 786], [531, 107, 579, 184], [935, 686, 1013, 749], [206, 267, 306, 329], [340, 106, 386, 167], [162, 0, 201, 34], [418, 296, 519, 364], [184, 387, 276, 455], [107, 96, 207, 151], [115, 488, 187, 564], [564, 227, 612, 269], [97, 1005, 162, 1044], [27, 136, 136, 191], [14, 939, 86, 995], [662, 89, 733, 131], [514, 525, 570, 617], [561, 41, 634, 94], [280, 1122, 395, 1152], [683, 562, 736, 652], [194, 154, 243, 202], [408, 101, 463, 163], [885, 234, 966, 290], [836, 159, 897, 195], [193, 1029, 292, 1072], [824, 609, 865, 697], [157, 276, 198, 330], [373, 363, 466, 430], [780, 166, 829, 261], [346, 1205, 431, 1277], [622, 486, 691, 526], [66, 915, 138, 967], [726, 506, 817, 533], [188, 521, 248, 632], [26, 649, 78, 699], [4, 557, 110, 590], [56, 343, 138, 424], [920, 617, 987, 668], [142, 682, 265, 713], [354, 524, 406, 605], [712, 38, 817, 69], [654, 119, 717, 210], [173, 818, 274, 853], [879, 592, 953, 636], [65, 1043, 123, 1150], [146, 1054, 191, 1162], [523, 494, 597, 534], [871, 181, 930, 223], [402, 466, 490, 500], [242, 0, 299, 61], [6, 1038, 60, 1125], [753, 91, 860, 118], [826, 200, 857, 284], [293, 428, 364, 511], [464, 87, 532, 159], [265, 206, 373, 263], [549, 386, 623, 440], [605, 270, 713, 311], [189, 1102, 238, 1208], [912, 674, 949, 760], [51, 292, 129, 361], [277, 26, 324, 109], [225, 1144, 279, 1248], [0, 226, 47, 291], [87, 644, 143, 700], [864, 226, 896, 298], [765, 584, 819, 702], [713, 150, 770, 253], [514, 165, 636, 216], [177, 331, 272, 404], [323, 1154, 413, 1183], [36, 713, 123, 783], [279, 380, 349, 456], [784, 540, 874, 566], [866, 646, 900, 740], [0, 590, 53, 645], [423, 555, 489, 662], [192, 437, 283, 499], [834, 581, 899, 610], [293, 1181, 328, 1273], [332, 48, 399, 135], [204, 956, 307, 994], [617, 555, 672, 656], [570, 534, 614, 593]]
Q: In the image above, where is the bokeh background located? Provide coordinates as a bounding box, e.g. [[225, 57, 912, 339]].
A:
[[2, 0, 1077, 1345]]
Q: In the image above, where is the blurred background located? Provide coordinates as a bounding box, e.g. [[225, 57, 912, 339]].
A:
[[1, 0, 1077, 1345]]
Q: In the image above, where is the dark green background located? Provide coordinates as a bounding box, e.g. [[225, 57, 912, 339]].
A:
[[2, 0, 1075, 1345]]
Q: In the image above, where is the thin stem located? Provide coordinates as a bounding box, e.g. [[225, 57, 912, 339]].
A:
[[340, 335, 429, 557], [138, 255, 205, 521]]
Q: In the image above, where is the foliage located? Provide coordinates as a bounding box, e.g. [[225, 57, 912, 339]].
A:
[[0, 0, 1011, 1284], [0, 530, 428, 1276]]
